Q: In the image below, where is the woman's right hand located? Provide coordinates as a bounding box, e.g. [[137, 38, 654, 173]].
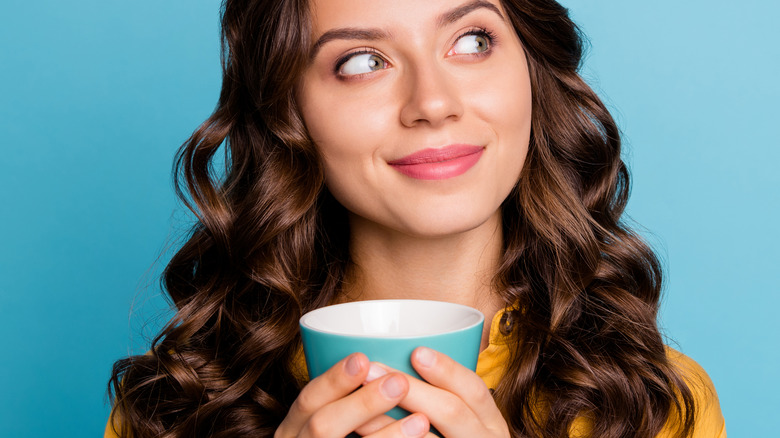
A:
[[274, 353, 433, 438]]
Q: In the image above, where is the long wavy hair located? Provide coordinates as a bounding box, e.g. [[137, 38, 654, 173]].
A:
[[109, 0, 697, 436]]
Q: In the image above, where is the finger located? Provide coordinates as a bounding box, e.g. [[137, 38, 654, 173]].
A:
[[300, 371, 409, 438], [363, 413, 433, 438], [369, 358, 504, 438], [353, 361, 417, 436], [353, 414, 395, 436], [409, 347, 509, 435], [276, 353, 369, 437], [397, 377, 485, 437]]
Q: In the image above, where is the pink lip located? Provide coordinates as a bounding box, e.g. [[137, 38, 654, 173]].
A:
[[388, 144, 484, 180]]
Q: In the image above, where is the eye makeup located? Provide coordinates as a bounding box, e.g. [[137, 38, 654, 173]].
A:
[[334, 48, 390, 77], [448, 27, 498, 57], [329, 24, 501, 80]]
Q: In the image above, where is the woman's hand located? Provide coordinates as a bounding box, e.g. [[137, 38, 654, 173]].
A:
[[274, 352, 435, 438], [359, 348, 510, 438]]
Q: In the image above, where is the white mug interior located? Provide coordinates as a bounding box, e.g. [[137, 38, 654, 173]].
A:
[[299, 299, 484, 338]]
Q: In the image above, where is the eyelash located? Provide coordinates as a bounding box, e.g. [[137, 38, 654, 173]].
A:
[[334, 48, 379, 75], [455, 27, 498, 57], [333, 27, 498, 78]]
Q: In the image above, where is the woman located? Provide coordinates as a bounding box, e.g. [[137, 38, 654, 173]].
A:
[[107, 0, 725, 436]]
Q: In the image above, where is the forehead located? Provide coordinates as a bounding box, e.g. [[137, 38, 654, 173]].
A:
[[307, 0, 508, 34]]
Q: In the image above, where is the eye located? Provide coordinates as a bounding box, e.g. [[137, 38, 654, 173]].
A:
[[338, 52, 388, 76], [449, 30, 493, 56]]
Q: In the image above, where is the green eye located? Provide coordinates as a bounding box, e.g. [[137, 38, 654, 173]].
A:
[[451, 33, 490, 55], [339, 53, 388, 76]]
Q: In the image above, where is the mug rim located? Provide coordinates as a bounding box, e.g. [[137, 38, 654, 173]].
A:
[[299, 299, 485, 339]]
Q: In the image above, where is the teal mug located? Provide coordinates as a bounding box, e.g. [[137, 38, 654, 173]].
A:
[[299, 299, 484, 427]]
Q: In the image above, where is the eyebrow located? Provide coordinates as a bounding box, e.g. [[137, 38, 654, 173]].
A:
[[309, 0, 505, 59], [437, 0, 504, 28], [310, 28, 390, 59]]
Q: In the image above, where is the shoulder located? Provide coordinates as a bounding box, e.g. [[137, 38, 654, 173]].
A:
[[104, 413, 121, 438], [662, 346, 727, 438]]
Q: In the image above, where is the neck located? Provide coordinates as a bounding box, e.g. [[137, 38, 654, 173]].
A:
[[337, 210, 506, 350]]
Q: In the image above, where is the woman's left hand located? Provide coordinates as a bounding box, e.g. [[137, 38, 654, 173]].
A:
[[354, 347, 510, 438]]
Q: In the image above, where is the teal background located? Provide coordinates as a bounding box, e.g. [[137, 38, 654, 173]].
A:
[[0, 1, 776, 436]]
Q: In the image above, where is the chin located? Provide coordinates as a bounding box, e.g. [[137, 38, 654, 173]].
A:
[[392, 207, 501, 239]]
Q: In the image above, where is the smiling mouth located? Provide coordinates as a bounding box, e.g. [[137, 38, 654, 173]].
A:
[[387, 144, 484, 180]]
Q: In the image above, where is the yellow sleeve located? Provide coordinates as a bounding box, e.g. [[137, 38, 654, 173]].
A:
[[568, 347, 727, 438], [659, 347, 727, 437]]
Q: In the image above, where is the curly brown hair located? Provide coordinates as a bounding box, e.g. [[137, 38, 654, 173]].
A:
[[108, 0, 697, 437]]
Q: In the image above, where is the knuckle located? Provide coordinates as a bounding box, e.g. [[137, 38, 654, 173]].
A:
[[356, 385, 389, 415], [354, 414, 394, 436], [439, 394, 466, 421], [324, 367, 345, 388], [469, 379, 492, 402], [293, 389, 317, 416], [348, 381, 398, 419], [305, 412, 331, 437]]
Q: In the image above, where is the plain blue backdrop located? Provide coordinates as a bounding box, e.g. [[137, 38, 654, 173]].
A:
[[1, 1, 777, 436]]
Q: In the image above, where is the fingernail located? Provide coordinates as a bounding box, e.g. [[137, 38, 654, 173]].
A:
[[345, 355, 361, 376], [364, 363, 387, 383], [416, 347, 436, 368], [401, 414, 427, 437], [381, 375, 405, 398]]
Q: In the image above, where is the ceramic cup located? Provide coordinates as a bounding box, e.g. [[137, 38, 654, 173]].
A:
[[299, 299, 484, 422]]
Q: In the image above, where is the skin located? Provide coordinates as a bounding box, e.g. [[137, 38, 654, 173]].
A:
[[278, 0, 532, 436]]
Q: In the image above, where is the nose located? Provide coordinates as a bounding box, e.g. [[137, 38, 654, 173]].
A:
[[399, 63, 464, 128]]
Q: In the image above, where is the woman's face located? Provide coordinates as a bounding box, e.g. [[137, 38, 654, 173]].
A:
[[297, 0, 532, 237]]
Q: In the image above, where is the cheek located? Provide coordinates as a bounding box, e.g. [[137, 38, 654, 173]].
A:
[[315, 134, 376, 214], [469, 67, 532, 177], [302, 100, 392, 215], [320, 153, 386, 227], [459, 40, 533, 137], [485, 58, 532, 131], [475, 53, 533, 188], [300, 89, 395, 162]]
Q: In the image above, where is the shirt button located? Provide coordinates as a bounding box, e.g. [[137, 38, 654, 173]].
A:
[[499, 311, 514, 335]]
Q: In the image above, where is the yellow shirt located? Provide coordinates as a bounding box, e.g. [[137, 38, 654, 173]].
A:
[[106, 309, 726, 437], [477, 309, 726, 438]]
